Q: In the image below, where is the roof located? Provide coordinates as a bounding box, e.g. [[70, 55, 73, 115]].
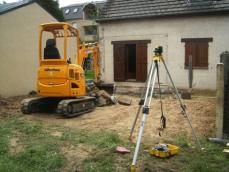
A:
[[0, 0, 62, 21], [61, 1, 106, 21], [0, 0, 32, 14], [97, 0, 229, 22], [61, 3, 84, 20]]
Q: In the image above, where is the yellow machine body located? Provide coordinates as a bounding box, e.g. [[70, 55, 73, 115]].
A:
[[37, 22, 86, 97], [38, 63, 86, 97]]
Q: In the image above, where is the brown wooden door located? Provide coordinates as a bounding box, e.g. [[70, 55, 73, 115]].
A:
[[136, 43, 147, 82], [113, 44, 126, 81]]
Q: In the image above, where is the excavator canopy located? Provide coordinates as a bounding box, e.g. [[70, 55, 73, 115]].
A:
[[39, 22, 80, 64], [40, 22, 79, 38]]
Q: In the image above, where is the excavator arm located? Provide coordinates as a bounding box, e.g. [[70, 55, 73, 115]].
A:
[[78, 43, 101, 82]]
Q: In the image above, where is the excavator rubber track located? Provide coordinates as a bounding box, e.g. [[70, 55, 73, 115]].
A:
[[21, 96, 96, 117], [21, 97, 58, 114], [56, 96, 96, 117]]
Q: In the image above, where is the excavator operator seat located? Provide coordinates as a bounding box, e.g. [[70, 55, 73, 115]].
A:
[[44, 39, 61, 59]]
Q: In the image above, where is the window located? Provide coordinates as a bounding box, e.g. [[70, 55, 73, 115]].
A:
[[84, 26, 97, 35], [181, 38, 213, 69], [65, 9, 70, 14], [73, 8, 78, 13]]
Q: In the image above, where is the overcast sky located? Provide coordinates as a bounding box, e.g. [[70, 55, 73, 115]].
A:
[[0, 0, 105, 7]]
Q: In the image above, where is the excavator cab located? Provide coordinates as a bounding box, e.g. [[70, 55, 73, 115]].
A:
[[38, 22, 86, 97]]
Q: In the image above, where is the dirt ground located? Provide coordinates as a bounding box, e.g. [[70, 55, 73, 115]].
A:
[[0, 92, 216, 145]]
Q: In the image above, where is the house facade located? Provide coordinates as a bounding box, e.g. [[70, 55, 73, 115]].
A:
[[0, 1, 58, 97], [61, 1, 105, 42], [97, 0, 229, 90]]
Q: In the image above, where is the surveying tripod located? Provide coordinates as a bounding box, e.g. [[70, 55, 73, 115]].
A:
[[130, 46, 202, 172]]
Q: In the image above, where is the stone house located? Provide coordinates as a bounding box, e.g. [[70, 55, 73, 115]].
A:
[[97, 0, 229, 90]]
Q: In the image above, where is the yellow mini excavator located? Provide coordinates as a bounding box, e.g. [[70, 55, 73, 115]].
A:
[[21, 22, 96, 117]]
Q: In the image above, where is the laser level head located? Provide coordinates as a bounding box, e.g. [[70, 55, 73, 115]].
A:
[[154, 46, 163, 56]]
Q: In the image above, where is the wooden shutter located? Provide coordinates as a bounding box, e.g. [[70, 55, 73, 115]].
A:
[[185, 42, 196, 67], [113, 44, 125, 81], [136, 43, 147, 82], [196, 42, 208, 67], [184, 39, 210, 68]]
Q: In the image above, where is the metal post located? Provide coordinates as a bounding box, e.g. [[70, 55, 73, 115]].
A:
[[188, 55, 193, 89], [216, 63, 224, 138]]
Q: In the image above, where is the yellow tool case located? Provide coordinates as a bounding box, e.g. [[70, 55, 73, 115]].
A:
[[149, 144, 179, 158]]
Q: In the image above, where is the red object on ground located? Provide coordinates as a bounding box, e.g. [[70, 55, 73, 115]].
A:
[[115, 146, 131, 154]]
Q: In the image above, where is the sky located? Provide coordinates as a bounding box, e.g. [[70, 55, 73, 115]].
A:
[[0, 0, 105, 7]]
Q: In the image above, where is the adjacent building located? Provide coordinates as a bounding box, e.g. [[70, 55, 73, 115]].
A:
[[61, 1, 105, 42], [0, 0, 59, 97], [97, 0, 229, 90]]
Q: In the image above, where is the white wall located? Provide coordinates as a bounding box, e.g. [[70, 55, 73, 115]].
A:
[[68, 19, 98, 42], [0, 3, 57, 97], [99, 15, 229, 89]]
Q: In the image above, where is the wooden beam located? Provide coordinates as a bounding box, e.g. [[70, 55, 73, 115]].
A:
[[181, 38, 213, 42], [111, 40, 151, 45]]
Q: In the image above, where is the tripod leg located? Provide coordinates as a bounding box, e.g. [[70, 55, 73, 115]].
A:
[[131, 64, 157, 172], [129, 62, 154, 140], [129, 105, 142, 140], [161, 58, 202, 149]]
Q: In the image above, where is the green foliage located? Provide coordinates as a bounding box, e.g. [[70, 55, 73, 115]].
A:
[[0, 136, 8, 156], [87, 131, 122, 148], [0, 144, 65, 172], [175, 133, 191, 148], [60, 128, 89, 144], [84, 3, 98, 20], [61, 128, 122, 149], [1, 117, 228, 172], [84, 152, 115, 172], [0, 117, 65, 172], [0, 117, 42, 136], [36, 0, 64, 21], [184, 140, 229, 172], [171, 136, 229, 172]]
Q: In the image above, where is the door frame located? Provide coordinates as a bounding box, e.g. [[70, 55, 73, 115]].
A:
[[112, 40, 151, 82], [126, 44, 136, 80]]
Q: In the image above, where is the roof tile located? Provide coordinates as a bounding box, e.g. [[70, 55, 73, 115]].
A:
[[98, 0, 229, 22]]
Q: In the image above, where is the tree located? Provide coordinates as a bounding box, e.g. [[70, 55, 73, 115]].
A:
[[36, 0, 64, 21]]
